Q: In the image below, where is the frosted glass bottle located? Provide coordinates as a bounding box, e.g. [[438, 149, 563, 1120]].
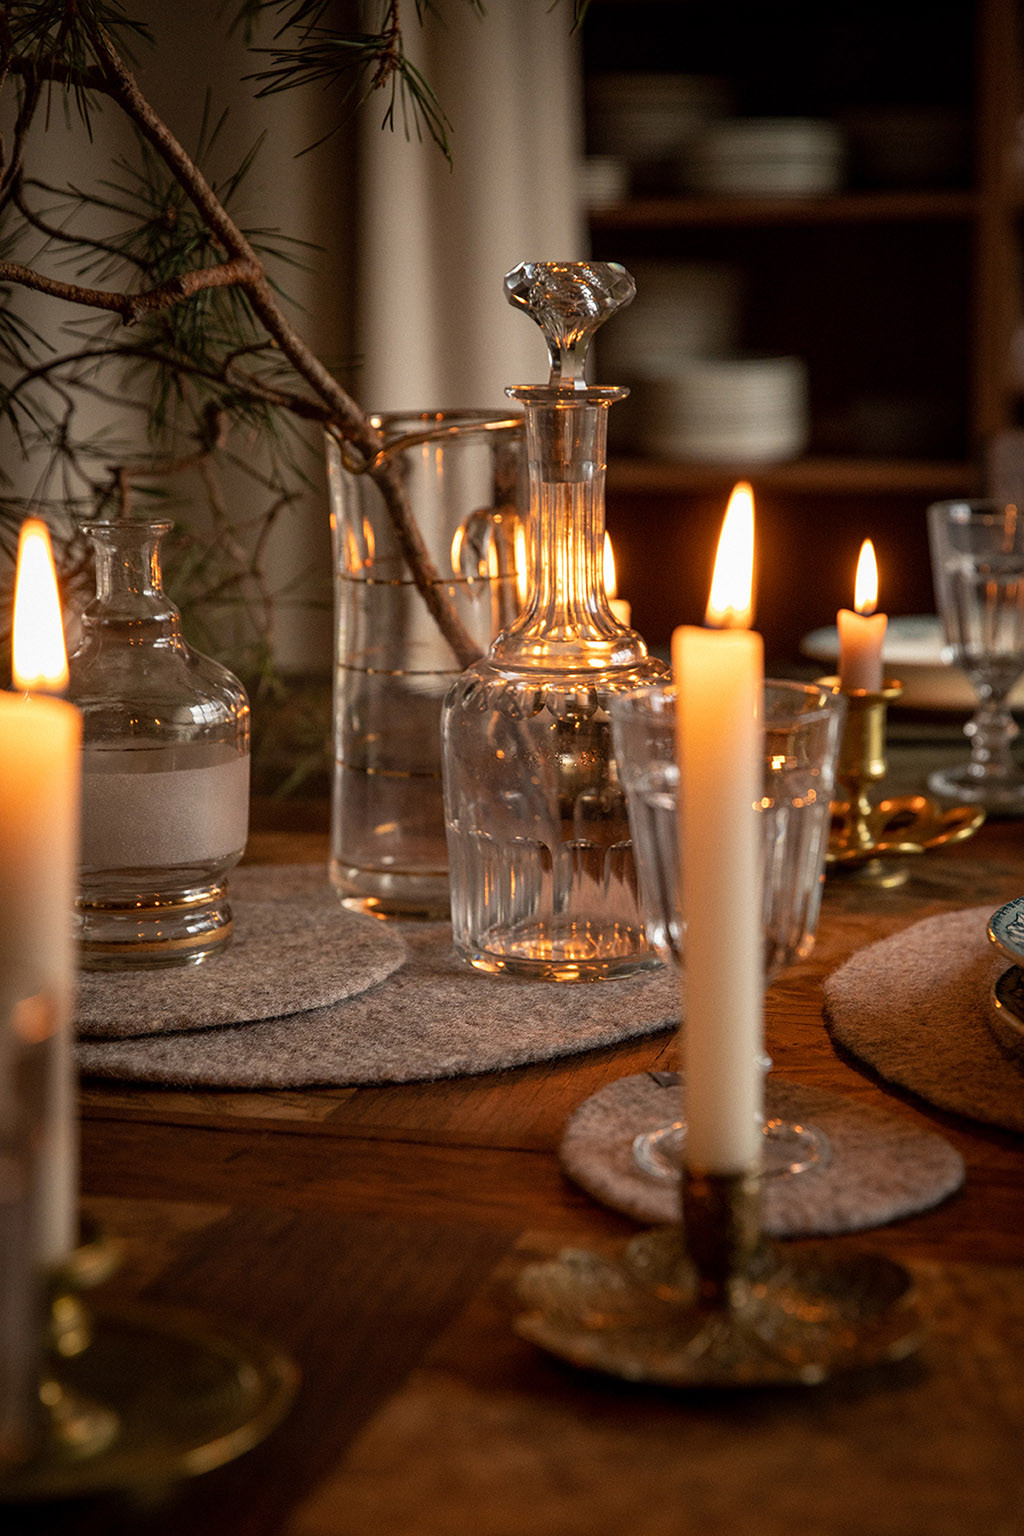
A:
[[67, 520, 250, 969], [441, 262, 668, 980]]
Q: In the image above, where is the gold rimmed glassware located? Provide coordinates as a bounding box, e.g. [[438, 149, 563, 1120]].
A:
[[326, 411, 527, 920], [67, 520, 250, 970]]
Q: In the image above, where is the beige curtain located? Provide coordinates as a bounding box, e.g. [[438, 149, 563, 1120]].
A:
[[354, 1, 587, 412], [2, 2, 586, 667]]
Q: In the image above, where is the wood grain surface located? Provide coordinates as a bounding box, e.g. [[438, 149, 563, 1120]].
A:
[[9, 804, 1024, 1533]]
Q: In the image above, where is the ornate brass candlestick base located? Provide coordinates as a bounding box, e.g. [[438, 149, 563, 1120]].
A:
[[0, 1221, 298, 1504], [41, 1219, 122, 1464], [822, 677, 983, 887], [516, 1168, 924, 1388]]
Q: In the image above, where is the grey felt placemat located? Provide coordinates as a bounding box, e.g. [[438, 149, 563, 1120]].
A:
[[76, 866, 679, 1087], [824, 905, 1024, 1134], [559, 1072, 965, 1237], [75, 885, 407, 1038]]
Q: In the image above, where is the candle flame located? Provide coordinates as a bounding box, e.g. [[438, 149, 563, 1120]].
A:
[[706, 482, 754, 629], [12, 518, 69, 693], [603, 533, 618, 599], [854, 539, 879, 615]]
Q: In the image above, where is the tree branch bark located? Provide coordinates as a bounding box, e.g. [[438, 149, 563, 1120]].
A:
[[0, 254, 262, 321]]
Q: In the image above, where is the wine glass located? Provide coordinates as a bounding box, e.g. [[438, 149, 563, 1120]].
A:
[[610, 678, 846, 1180], [927, 498, 1024, 811]]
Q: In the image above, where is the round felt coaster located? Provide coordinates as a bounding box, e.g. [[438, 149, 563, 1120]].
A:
[[559, 1072, 965, 1237], [75, 883, 679, 1087], [823, 905, 1024, 1134], [75, 867, 407, 1039]]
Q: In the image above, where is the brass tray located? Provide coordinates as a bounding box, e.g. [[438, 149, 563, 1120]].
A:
[[517, 1228, 925, 1388], [828, 792, 985, 865], [0, 1303, 298, 1502]]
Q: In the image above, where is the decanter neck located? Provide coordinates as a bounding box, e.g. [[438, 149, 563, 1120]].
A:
[[491, 394, 647, 671], [81, 519, 182, 637]]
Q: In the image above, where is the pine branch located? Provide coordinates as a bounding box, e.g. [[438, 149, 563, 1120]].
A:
[[83, 16, 483, 665], [0, 252, 263, 321], [0, 0, 591, 671]]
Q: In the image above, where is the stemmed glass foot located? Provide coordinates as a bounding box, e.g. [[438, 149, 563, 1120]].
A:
[[632, 1114, 831, 1182], [926, 703, 1024, 811]]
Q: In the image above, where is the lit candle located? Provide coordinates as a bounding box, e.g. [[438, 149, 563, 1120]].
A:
[[671, 483, 764, 1175], [837, 539, 886, 692], [0, 519, 82, 1262], [603, 533, 632, 627]]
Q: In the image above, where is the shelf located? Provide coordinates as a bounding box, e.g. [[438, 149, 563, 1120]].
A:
[[589, 191, 979, 230], [606, 456, 979, 496]]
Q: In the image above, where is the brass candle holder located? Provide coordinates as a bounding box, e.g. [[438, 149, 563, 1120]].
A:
[[821, 676, 984, 887], [515, 1164, 924, 1388], [0, 1221, 298, 1503], [39, 1219, 122, 1464]]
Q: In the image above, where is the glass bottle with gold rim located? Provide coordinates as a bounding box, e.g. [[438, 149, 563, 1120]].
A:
[[67, 519, 250, 969]]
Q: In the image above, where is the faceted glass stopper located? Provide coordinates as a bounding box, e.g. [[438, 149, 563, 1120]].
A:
[[504, 260, 635, 387]]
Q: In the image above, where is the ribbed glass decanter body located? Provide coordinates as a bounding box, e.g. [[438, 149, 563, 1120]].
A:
[[67, 520, 250, 968], [442, 387, 667, 979]]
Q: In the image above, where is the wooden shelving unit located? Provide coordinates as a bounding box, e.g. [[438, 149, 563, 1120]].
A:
[[584, 0, 1024, 665], [607, 456, 978, 497], [590, 191, 980, 230]]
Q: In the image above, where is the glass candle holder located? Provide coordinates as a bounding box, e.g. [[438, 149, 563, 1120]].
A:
[[67, 520, 250, 970], [610, 678, 846, 1177]]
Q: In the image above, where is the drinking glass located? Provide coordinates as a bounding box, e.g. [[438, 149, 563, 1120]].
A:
[[927, 498, 1024, 811], [610, 678, 846, 1179]]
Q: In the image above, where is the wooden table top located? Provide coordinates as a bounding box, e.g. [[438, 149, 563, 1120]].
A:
[[14, 804, 1024, 1534]]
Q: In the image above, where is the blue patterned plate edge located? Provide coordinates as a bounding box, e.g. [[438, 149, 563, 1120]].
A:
[[989, 965, 1024, 1065], [987, 898, 1024, 967]]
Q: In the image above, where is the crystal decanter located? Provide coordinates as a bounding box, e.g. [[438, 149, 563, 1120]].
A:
[[67, 519, 250, 969], [441, 261, 668, 979]]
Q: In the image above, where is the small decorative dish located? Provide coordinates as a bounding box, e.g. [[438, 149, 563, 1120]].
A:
[[987, 897, 1024, 968], [827, 794, 985, 885], [516, 1228, 924, 1389], [989, 964, 1024, 1065]]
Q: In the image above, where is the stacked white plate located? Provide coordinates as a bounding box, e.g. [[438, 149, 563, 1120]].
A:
[[840, 107, 968, 188], [683, 118, 844, 196], [631, 354, 809, 463], [800, 615, 1024, 712], [594, 261, 745, 452], [587, 73, 731, 192], [578, 155, 630, 209], [597, 260, 743, 379]]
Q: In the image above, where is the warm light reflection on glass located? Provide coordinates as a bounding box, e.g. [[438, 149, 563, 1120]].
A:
[[12, 518, 68, 692], [515, 522, 529, 607], [705, 482, 754, 629], [603, 533, 618, 599], [853, 539, 879, 615], [450, 523, 466, 578]]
